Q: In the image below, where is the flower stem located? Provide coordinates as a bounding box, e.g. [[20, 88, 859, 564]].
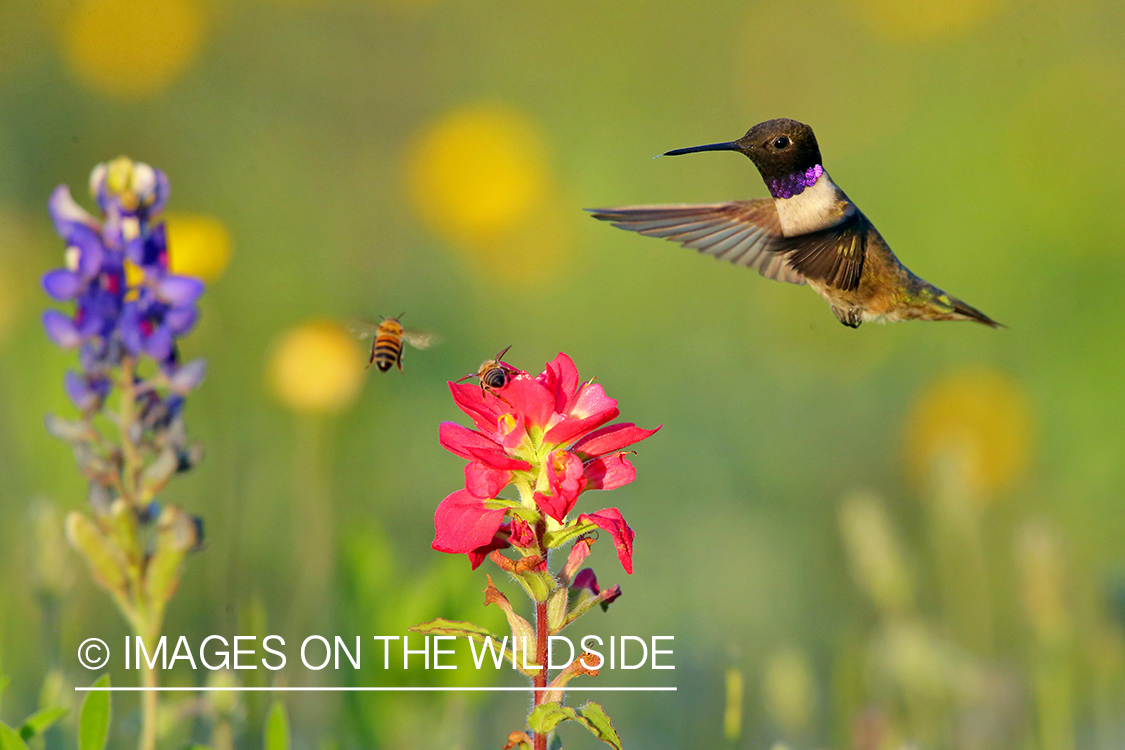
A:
[[137, 618, 162, 750], [533, 597, 548, 750], [119, 356, 161, 750], [139, 656, 158, 750], [531, 517, 550, 750]]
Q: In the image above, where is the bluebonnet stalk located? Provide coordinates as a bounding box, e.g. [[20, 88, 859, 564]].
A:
[[43, 157, 205, 750]]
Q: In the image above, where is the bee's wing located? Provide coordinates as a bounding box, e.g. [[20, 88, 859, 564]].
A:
[[403, 330, 442, 350], [347, 319, 381, 340]]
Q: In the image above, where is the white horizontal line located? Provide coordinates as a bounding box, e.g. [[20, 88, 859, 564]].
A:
[[75, 686, 676, 693]]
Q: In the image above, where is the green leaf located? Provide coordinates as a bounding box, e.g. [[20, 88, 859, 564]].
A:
[[0, 676, 10, 718], [542, 522, 596, 551], [0, 723, 30, 750], [575, 702, 623, 750], [527, 702, 578, 734], [264, 700, 290, 750], [78, 674, 111, 750], [549, 733, 564, 750], [18, 706, 68, 741]]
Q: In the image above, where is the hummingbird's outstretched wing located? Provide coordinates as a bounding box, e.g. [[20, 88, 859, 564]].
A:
[[586, 200, 806, 285], [777, 210, 870, 292]]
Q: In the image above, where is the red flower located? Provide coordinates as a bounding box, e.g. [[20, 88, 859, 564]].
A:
[[433, 353, 657, 571]]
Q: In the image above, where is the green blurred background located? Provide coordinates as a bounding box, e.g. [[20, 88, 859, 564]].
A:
[[1, 0, 1124, 748]]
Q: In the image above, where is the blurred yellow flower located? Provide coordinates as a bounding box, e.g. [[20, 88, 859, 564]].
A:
[[165, 213, 233, 281], [407, 104, 547, 240], [762, 646, 816, 736], [851, 0, 1003, 41], [268, 321, 363, 415], [905, 368, 1032, 497], [62, 0, 206, 99], [406, 104, 570, 285]]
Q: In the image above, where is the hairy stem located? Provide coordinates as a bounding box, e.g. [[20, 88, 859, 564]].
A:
[[533, 597, 549, 750]]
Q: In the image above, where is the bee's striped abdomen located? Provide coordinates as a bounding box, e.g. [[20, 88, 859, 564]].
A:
[[371, 322, 405, 372]]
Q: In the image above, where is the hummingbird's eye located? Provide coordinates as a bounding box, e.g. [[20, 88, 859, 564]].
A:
[[773, 136, 791, 149]]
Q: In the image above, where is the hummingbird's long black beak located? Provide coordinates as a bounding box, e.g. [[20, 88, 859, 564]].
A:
[[659, 141, 741, 158]]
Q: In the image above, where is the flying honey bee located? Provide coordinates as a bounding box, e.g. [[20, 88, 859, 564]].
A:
[[457, 345, 519, 401], [351, 314, 438, 372]]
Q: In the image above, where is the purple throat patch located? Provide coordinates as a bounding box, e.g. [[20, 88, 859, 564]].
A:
[[768, 164, 823, 199]]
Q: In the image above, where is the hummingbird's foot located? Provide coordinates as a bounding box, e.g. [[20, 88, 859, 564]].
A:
[[832, 306, 863, 328]]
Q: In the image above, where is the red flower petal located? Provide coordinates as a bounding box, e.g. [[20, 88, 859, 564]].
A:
[[492, 411, 530, 453], [533, 491, 567, 524], [449, 382, 504, 432], [570, 381, 618, 420], [464, 461, 512, 499], [439, 422, 530, 471], [549, 450, 587, 496], [571, 422, 661, 459], [467, 531, 512, 570], [579, 508, 635, 574], [543, 407, 621, 448], [432, 489, 509, 557], [538, 353, 581, 413], [498, 373, 555, 430], [583, 453, 637, 491]]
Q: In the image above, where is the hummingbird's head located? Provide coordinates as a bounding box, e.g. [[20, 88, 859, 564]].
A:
[[662, 119, 823, 196]]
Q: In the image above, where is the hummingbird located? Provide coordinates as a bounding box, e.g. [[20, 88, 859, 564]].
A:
[[588, 118, 1001, 329]]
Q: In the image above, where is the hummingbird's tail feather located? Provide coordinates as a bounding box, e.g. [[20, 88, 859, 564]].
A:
[[912, 283, 1004, 328], [899, 275, 1004, 328], [948, 296, 1005, 328]]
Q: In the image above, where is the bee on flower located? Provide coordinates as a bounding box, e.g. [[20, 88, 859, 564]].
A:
[[456, 345, 519, 401]]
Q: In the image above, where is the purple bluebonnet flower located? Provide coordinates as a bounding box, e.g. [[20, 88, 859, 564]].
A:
[[42, 158, 206, 397]]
